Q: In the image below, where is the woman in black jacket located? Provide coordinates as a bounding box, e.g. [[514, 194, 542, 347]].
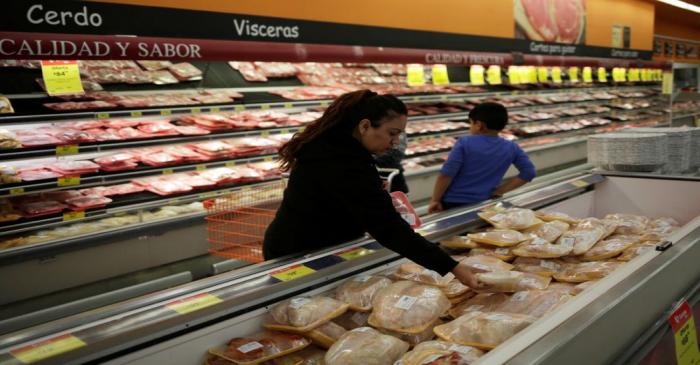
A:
[[263, 90, 480, 288]]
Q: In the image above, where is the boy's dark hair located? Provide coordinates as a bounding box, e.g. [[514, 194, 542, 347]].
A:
[[469, 102, 508, 130]]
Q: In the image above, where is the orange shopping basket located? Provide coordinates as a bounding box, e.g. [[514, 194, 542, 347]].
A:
[[205, 179, 287, 263]]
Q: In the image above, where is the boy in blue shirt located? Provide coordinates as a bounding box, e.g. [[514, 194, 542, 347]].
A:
[[429, 102, 536, 213]]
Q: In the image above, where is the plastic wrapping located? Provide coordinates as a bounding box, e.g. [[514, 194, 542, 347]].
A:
[[546, 282, 578, 295], [467, 230, 528, 247], [395, 340, 484, 365], [523, 220, 570, 242], [378, 319, 441, 346], [495, 290, 572, 317], [266, 296, 349, 333], [617, 243, 656, 262], [553, 261, 622, 283], [577, 218, 618, 239], [580, 235, 638, 261], [478, 208, 542, 230], [306, 321, 347, 349], [333, 310, 370, 330], [476, 271, 551, 292], [439, 236, 479, 250], [368, 281, 451, 334], [324, 327, 409, 365], [208, 331, 310, 365], [557, 225, 607, 256], [467, 246, 515, 262], [335, 275, 393, 312], [511, 257, 564, 277], [442, 279, 472, 299], [535, 211, 579, 224], [434, 311, 536, 350], [512, 237, 573, 259], [393, 263, 453, 287], [65, 195, 113, 210], [604, 214, 650, 235], [457, 255, 514, 273], [448, 293, 510, 319]]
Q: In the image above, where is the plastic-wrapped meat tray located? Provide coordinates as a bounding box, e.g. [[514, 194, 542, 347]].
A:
[[103, 183, 145, 196], [66, 195, 113, 210], [137, 122, 178, 135], [162, 146, 207, 162], [168, 62, 202, 80], [118, 127, 151, 139], [174, 125, 210, 136], [17, 134, 63, 148], [17, 169, 64, 181], [146, 181, 193, 196], [42, 190, 83, 203], [106, 119, 141, 129], [141, 152, 181, 167], [94, 153, 138, 167], [48, 160, 100, 175], [19, 200, 68, 217]]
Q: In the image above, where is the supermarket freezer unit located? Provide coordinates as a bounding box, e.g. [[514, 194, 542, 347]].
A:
[[0, 171, 698, 365]]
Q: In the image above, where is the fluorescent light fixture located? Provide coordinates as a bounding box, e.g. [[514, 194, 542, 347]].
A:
[[657, 0, 700, 13]]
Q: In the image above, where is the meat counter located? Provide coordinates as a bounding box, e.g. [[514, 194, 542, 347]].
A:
[[0, 171, 697, 365]]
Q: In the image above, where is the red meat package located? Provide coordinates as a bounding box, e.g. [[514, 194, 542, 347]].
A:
[[198, 168, 240, 185], [235, 166, 264, 182], [173, 125, 210, 136], [179, 173, 216, 189], [390, 191, 422, 228], [190, 141, 234, 156], [103, 183, 145, 196], [94, 153, 138, 166], [66, 195, 113, 210], [17, 134, 63, 147], [79, 186, 109, 197], [42, 190, 83, 203], [141, 152, 181, 166], [88, 129, 123, 141], [181, 114, 233, 131], [201, 89, 244, 99], [106, 119, 141, 129], [168, 62, 202, 80], [67, 120, 105, 130], [49, 160, 100, 175], [137, 121, 178, 135], [100, 161, 138, 172], [18, 168, 64, 181], [19, 200, 67, 217], [146, 180, 193, 196], [250, 161, 281, 178], [118, 127, 151, 139], [162, 146, 207, 162]]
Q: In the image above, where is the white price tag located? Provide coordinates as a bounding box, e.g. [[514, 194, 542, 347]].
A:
[[394, 295, 418, 310], [289, 297, 311, 309], [237, 341, 263, 353]]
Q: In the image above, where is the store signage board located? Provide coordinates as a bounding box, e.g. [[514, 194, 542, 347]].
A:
[[166, 293, 223, 315], [270, 264, 316, 282], [668, 300, 700, 365], [470, 65, 485, 85], [406, 64, 425, 86], [431, 64, 450, 85], [10, 334, 86, 364], [40, 60, 84, 96]]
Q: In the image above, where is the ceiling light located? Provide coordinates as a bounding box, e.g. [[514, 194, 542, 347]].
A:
[[657, 0, 700, 14]]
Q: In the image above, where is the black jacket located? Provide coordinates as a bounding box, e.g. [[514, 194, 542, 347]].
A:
[[263, 133, 458, 275]]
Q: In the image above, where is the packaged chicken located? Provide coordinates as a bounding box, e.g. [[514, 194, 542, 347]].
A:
[[648, 217, 680, 229], [448, 291, 476, 306], [478, 208, 542, 230], [523, 220, 570, 242], [512, 257, 564, 277], [434, 311, 536, 350], [512, 237, 573, 259], [577, 218, 618, 239], [468, 246, 515, 262], [443, 279, 472, 299], [306, 321, 346, 349], [458, 255, 514, 273], [378, 319, 442, 346], [557, 225, 606, 256], [208, 331, 310, 365], [448, 293, 510, 319], [467, 230, 528, 247], [440, 236, 479, 250], [476, 271, 551, 292], [267, 346, 326, 365], [546, 282, 578, 295], [368, 281, 451, 334], [495, 290, 572, 318], [335, 275, 392, 312], [580, 235, 638, 261], [393, 263, 453, 287], [553, 261, 622, 283], [604, 214, 649, 235], [536, 210, 579, 224], [266, 296, 349, 333], [572, 280, 599, 295], [395, 340, 484, 365], [324, 327, 409, 365], [333, 310, 370, 330], [617, 243, 656, 262]]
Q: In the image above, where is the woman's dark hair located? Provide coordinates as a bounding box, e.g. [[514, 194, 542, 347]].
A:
[[278, 89, 407, 171]]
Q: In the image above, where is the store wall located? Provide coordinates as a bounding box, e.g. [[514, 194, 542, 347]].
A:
[[586, 0, 655, 50]]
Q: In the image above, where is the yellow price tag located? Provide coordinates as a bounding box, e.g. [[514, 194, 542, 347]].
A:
[[470, 65, 485, 85], [431, 64, 450, 85], [597, 67, 608, 82], [669, 301, 700, 365], [284, 103, 293, 109], [10, 187, 24, 196], [487, 65, 502, 85], [96, 112, 109, 119], [162, 168, 174, 175], [58, 176, 81, 187], [130, 111, 142, 117], [196, 164, 207, 171], [225, 161, 237, 167], [210, 107, 220, 112], [571, 180, 588, 188], [551, 67, 563, 84], [280, 128, 290, 134], [613, 68, 627, 82], [537, 67, 548, 83], [55, 144, 79, 156], [160, 109, 172, 116], [41, 60, 84, 96], [582, 67, 593, 83], [191, 107, 201, 114], [235, 105, 245, 112], [264, 156, 274, 162], [63, 211, 85, 222], [406, 64, 426, 86], [628, 68, 640, 82], [508, 66, 520, 85], [663, 71, 673, 95], [320, 101, 330, 107], [271, 264, 316, 282], [337, 247, 375, 261], [261, 130, 270, 137], [568, 67, 580, 83], [415, 229, 429, 237], [260, 104, 271, 110], [166, 293, 223, 315], [10, 334, 86, 364]]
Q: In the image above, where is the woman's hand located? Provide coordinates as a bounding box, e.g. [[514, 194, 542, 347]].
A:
[[451, 262, 487, 289], [428, 200, 443, 214]]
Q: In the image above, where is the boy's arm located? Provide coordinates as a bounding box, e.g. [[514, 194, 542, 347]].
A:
[[492, 177, 528, 197], [429, 174, 453, 213], [429, 139, 466, 213], [494, 144, 536, 197]]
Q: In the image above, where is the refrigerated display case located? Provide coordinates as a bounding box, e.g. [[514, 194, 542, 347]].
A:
[[0, 170, 697, 365]]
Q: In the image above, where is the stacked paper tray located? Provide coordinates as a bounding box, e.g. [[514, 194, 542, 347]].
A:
[[587, 133, 667, 172], [628, 127, 693, 173]]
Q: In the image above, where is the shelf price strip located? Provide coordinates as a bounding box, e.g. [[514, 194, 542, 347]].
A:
[[56, 144, 79, 156], [336, 247, 375, 261], [270, 264, 316, 282], [668, 300, 700, 365], [166, 293, 223, 315], [10, 334, 86, 364], [63, 211, 85, 222]]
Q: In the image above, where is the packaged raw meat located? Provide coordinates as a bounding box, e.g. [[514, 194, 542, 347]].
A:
[[552, 261, 622, 283], [18, 169, 64, 181], [476, 271, 551, 292], [168, 62, 202, 80], [572, 280, 599, 295], [546, 282, 578, 295], [79, 186, 109, 197], [106, 119, 141, 129], [265, 296, 349, 332], [335, 275, 393, 312], [137, 60, 173, 71], [443, 279, 473, 299], [99, 162, 138, 172], [434, 311, 536, 350], [535, 210, 580, 224], [468, 246, 515, 262], [174, 125, 211, 136], [557, 225, 606, 256], [190, 141, 234, 155], [118, 127, 151, 139], [577, 218, 618, 239], [229, 61, 268, 82], [439, 236, 479, 250], [20, 200, 68, 217], [495, 290, 572, 318], [467, 230, 529, 247], [17, 134, 63, 147], [49, 160, 101, 175], [137, 122, 178, 135], [65, 195, 113, 210], [334, 310, 371, 330], [42, 190, 83, 203], [368, 281, 450, 333], [324, 327, 409, 365], [306, 321, 347, 349], [648, 217, 680, 229], [523, 220, 570, 242], [0, 129, 21, 149], [395, 340, 484, 365], [103, 183, 145, 196], [235, 167, 264, 182], [148, 70, 179, 85], [141, 152, 180, 166], [146, 181, 193, 196], [392, 263, 454, 287], [448, 293, 511, 319], [512, 257, 565, 277], [604, 213, 649, 235], [44, 100, 117, 110], [457, 255, 514, 273], [478, 208, 542, 230], [580, 235, 638, 261], [162, 146, 207, 162], [208, 331, 310, 365], [617, 243, 656, 262], [378, 319, 442, 346], [56, 129, 97, 143], [180, 173, 216, 189], [93, 128, 123, 141], [66, 120, 104, 130], [512, 236, 574, 259], [94, 153, 138, 166], [198, 168, 241, 185]]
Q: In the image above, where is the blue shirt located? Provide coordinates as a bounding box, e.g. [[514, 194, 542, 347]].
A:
[[441, 135, 536, 204]]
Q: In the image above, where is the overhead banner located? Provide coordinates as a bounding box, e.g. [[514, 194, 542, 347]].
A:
[[515, 0, 586, 45], [0, 1, 653, 60]]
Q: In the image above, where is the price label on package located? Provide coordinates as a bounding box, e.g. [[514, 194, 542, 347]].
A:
[[166, 293, 223, 315], [63, 211, 85, 222], [508, 66, 520, 85], [10, 334, 86, 363], [58, 176, 81, 187], [668, 300, 700, 365], [41, 60, 84, 96], [470, 65, 485, 85], [431, 64, 450, 85]]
